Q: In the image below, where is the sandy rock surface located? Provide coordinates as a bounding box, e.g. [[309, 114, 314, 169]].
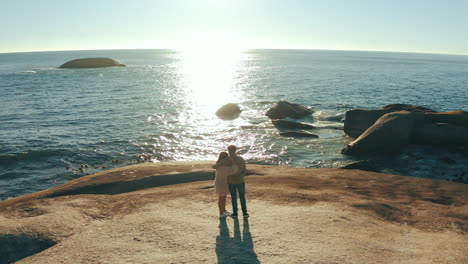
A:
[[1, 162, 467, 263]]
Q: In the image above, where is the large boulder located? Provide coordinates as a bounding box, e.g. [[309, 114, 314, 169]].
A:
[[266, 101, 313, 119], [344, 104, 437, 139], [272, 119, 315, 130], [59, 58, 126, 68], [341, 111, 423, 155], [343, 109, 392, 139], [423, 111, 468, 127], [412, 123, 468, 146], [382, 104, 436, 113], [215, 103, 242, 120]]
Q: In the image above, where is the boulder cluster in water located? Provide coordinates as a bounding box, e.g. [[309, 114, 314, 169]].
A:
[[215, 101, 468, 183], [341, 104, 468, 183], [341, 104, 468, 156], [215, 100, 319, 138]]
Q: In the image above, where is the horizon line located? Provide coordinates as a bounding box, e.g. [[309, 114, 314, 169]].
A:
[[1, 47, 467, 57]]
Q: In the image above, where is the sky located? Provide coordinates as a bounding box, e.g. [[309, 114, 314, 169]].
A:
[[1, 0, 468, 54]]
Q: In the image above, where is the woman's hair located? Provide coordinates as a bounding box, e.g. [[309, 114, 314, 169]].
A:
[[217, 151, 228, 161]]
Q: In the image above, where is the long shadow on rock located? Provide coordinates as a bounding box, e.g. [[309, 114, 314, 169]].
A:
[[216, 218, 260, 264], [48, 171, 215, 197], [0, 233, 56, 264]]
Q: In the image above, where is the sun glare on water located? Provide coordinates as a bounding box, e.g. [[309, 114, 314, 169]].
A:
[[175, 40, 247, 118]]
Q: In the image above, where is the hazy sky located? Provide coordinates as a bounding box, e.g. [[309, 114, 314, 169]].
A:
[[1, 0, 468, 54]]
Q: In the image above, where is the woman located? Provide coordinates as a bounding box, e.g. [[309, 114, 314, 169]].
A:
[[213, 152, 238, 218]]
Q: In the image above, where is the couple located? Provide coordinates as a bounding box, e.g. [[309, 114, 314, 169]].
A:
[[213, 145, 248, 219]]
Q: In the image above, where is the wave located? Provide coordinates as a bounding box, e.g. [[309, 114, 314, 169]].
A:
[[313, 111, 345, 122], [0, 171, 19, 180], [0, 149, 74, 165], [21, 70, 37, 74]]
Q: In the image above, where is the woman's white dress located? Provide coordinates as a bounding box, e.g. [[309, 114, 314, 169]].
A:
[[215, 162, 238, 195]]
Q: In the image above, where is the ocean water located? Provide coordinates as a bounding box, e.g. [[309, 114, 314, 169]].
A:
[[1, 49, 467, 200]]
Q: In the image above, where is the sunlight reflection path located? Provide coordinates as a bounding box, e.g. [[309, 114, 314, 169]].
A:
[[175, 49, 248, 119]]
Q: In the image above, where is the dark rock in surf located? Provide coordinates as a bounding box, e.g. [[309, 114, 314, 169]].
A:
[[382, 104, 436, 113], [279, 132, 319, 138], [343, 109, 392, 139], [341, 111, 423, 155], [423, 111, 468, 127], [272, 119, 315, 130], [215, 103, 242, 120], [59, 58, 126, 68], [412, 123, 468, 147], [344, 105, 437, 139], [342, 105, 468, 157], [266, 101, 313, 119]]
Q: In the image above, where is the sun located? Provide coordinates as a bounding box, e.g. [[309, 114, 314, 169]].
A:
[[174, 34, 247, 117]]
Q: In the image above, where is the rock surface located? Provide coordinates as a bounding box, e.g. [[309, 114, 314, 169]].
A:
[[59, 58, 126, 68], [424, 111, 468, 127], [266, 101, 313, 119], [342, 111, 423, 155], [413, 123, 468, 146], [272, 119, 315, 130], [343, 109, 392, 139], [0, 162, 467, 264], [215, 103, 242, 120], [343, 105, 468, 156], [344, 104, 433, 139], [382, 104, 436, 113]]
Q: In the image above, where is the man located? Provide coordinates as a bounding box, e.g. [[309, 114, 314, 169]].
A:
[[226, 145, 248, 218]]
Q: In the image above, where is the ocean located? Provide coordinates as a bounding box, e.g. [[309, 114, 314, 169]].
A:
[[1, 49, 467, 200]]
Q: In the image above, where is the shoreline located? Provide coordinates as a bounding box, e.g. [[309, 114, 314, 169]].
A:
[[1, 160, 467, 206]]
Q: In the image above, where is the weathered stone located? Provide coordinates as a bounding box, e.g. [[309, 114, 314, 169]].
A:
[[344, 105, 439, 139], [59, 58, 126, 68], [412, 123, 468, 147], [215, 103, 242, 120], [272, 119, 315, 130], [0, 163, 467, 263], [343, 109, 392, 138], [424, 111, 468, 127], [342, 111, 423, 155], [382, 104, 436, 113], [279, 132, 319, 138], [266, 101, 313, 119]]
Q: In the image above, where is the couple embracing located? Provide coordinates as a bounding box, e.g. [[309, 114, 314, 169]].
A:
[[213, 145, 248, 219]]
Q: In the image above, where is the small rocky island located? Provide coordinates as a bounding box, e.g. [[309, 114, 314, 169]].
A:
[[59, 58, 126, 68]]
